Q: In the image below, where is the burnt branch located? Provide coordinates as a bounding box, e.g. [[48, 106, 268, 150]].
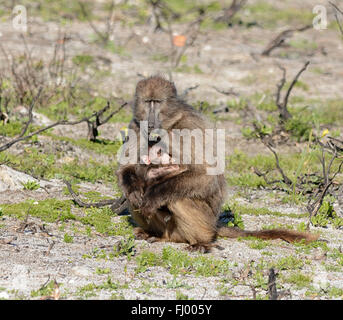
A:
[[180, 84, 200, 99], [264, 141, 293, 186], [85, 100, 128, 141], [63, 180, 119, 208], [268, 268, 278, 300], [252, 167, 285, 186], [261, 25, 311, 56], [0, 79, 10, 125], [148, 0, 180, 32], [275, 61, 310, 122], [110, 196, 129, 214], [307, 139, 343, 225], [215, 0, 247, 24], [212, 86, 240, 97], [78, 1, 116, 45], [0, 90, 128, 151], [330, 2, 343, 37]]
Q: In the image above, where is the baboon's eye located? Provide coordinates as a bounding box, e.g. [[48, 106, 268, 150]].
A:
[[145, 99, 162, 106]]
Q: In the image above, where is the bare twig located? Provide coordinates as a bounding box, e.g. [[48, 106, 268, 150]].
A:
[[330, 1, 343, 37], [330, 1, 343, 15], [264, 142, 293, 186], [44, 239, 55, 256], [261, 25, 311, 56], [110, 196, 129, 214], [283, 61, 310, 111], [148, 0, 180, 32], [85, 100, 128, 141], [63, 180, 119, 208], [268, 268, 278, 300], [0, 92, 128, 151], [212, 86, 240, 97], [180, 84, 199, 99], [275, 61, 310, 122], [215, 0, 247, 24], [307, 142, 343, 226], [78, 1, 116, 45]]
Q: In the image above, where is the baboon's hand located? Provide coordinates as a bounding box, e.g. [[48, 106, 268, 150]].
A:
[[140, 196, 161, 218], [127, 190, 143, 208], [140, 202, 153, 218]]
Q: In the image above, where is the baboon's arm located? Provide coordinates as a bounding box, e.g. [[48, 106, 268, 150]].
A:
[[140, 171, 218, 216], [116, 164, 145, 208]]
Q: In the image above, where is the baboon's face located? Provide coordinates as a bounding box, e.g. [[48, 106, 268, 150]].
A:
[[134, 76, 177, 133]]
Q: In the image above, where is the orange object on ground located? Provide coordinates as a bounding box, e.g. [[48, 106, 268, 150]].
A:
[[173, 35, 186, 47]]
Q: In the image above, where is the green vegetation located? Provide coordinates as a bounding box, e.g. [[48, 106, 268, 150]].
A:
[[283, 273, 312, 289], [221, 203, 244, 229], [135, 246, 232, 277], [31, 280, 57, 298], [175, 64, 203, 74], [176, 290, 190, 300], [95, 267, 111, 275], [21, 180, 40, 191], [229, 201, 307, 219], [243, 237, 270, 250], [1, 199, 75, 222], [274, 256, 305, 270], [239, 89, 343, 142], [114, 235, 136, 259], [226, 147, 342, 197], [0, 147, 118, 184], [327, 287, 343, 298], [0, 121, 41, 138], [1, 199, 133, 237], [135, 251, 161, 274], [75, 277, 127, 299], [72, 54, 94, 70], [311, 199, 343, 228], [46, 134, 123, 156], [244, 2, 315, 28], [288, 39, 318, 51], [63, 233, 74, 243], [80, 208, 133, 236]]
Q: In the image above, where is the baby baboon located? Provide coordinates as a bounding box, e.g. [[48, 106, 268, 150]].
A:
[[116, 76, 318, 252]]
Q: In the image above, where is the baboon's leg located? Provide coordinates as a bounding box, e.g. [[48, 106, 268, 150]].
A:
[[133, 227, 152, 240], [132, 207, 170, 241], [167, 198, 217, 251]]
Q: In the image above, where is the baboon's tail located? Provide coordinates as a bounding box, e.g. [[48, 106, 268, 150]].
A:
[[217, 226, 319, 243]]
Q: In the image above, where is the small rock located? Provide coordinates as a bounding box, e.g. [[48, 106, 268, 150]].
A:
[[71, 266, 92, 277], [0, 165, 39, 191], [12, 105, 28, 117], [32, 112, 54, 126], [57, 156, 75, 164], [312, 270, 329, 291], [0, 291, 9, 299], [11, 265, 30, 291]]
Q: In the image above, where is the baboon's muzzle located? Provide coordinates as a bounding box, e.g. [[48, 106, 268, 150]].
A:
[[147, 101, 161, 133]]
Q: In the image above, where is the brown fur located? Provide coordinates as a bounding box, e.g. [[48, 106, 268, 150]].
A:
[[116, 76, 319, 252]]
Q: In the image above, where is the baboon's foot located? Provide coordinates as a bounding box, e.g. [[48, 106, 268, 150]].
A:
[[133, 227, 152, 240], [146, 236, 163, 243], [186, 243, 212, 253]]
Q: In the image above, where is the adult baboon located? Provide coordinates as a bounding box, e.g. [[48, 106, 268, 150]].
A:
[[116, 76, 318, 252]]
